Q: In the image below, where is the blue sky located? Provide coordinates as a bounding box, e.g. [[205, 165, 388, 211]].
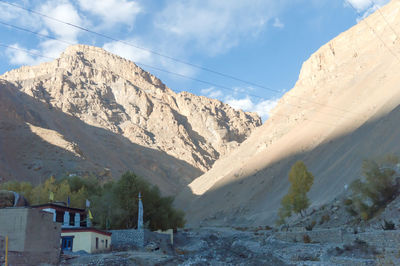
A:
[[0, 0, 390, 121]]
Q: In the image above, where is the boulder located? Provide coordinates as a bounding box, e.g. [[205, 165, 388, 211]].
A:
[[0, 190, 29, 208]]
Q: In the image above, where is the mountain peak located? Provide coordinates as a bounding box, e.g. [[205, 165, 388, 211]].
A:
[[0, 44, 261, 193]]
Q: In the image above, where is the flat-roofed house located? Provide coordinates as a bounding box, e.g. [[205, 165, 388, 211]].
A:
[[32, 202, 111, 254]]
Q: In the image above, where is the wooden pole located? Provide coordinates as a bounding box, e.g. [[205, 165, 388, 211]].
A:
[[5, 235, 8, 266]]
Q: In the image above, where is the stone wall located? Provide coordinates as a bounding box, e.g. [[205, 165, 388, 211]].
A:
[[346, 231, 400, 249], [109, 228, 174, 251], [275, 228, 345, 244], [109, 229, 144, 248], [275, 228, 400, 249]]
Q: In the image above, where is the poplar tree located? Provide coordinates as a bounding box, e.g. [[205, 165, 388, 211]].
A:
[[277, 161, 314, 224]]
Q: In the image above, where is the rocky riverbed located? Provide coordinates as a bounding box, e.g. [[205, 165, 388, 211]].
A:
[[61, 226, 399, 265]]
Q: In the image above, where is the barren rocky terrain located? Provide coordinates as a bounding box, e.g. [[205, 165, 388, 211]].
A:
[[0, 45, 260, 194], [179, 0, 400, 226], [60, 223, 400, 265]]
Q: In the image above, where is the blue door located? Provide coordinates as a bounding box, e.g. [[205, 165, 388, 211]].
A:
[[61, 236, 74, 251]]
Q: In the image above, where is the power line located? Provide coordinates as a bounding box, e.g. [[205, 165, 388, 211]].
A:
[[0, 0, 279, 93], [0, 20, 362, 122], [0, 21, 73, 46], [0, 2, 396, 129], [0, 0, 368, 117], [0, 43, 55, 60], [0, 42, 339, 127], [369, 0, 400, 40], [347, 0, 400, 63]]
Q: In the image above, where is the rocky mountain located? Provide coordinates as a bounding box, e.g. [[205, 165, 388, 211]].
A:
[[0, 45, 261, 194], [179, 0, 400, 226]]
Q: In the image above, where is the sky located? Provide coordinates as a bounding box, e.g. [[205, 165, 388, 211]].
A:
[[0, 0, 390, 121]]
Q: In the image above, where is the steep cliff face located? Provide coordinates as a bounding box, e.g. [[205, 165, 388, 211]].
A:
[[180, 0, 400, 226], [0, 45, 261, 194]]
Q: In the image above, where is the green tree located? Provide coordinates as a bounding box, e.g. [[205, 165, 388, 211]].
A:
[[277, 161, 314, 224], [1, 171, 186, 231], [346, 157, 399, 220]]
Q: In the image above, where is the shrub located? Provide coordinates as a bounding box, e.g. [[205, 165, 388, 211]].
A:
[[346, 157, 400, 220], [343, 198, 353, 206], [330, 239, 380, 258], [382, 219, 395, 230], [319, 214, 330, 225], [305, 220, 316, 231], [303, 234, 311, 243]]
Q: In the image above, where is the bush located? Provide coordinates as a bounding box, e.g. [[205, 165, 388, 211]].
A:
[[305, 220, 316, 231], [346, 157, 400, 220], [329, 239, 380, 258], [343, 198, 353, 206], [303, 234, 311, 243], [382, 219, 395, 230], [319, 214, 330, 225]]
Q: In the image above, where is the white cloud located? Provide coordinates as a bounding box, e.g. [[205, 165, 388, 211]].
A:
[[225, 96, 278, 121], [4, 1, 80, 66], [0, 1, 43, 31], [5, 43, 42, 65], [201, 87, 279, 121], [39, 0, 83, 42], [0, 2, 20, 20], [154, 0, 283, 55], [345, 0, 389, 18], [5, 40, 69, 66], [346, 0, 372, 11], [77, 0, 141, 27], [201, 87, 223, 98], [103, 39, 153, 65], [39, 39, 71, 59], [273, 18, 285, 29]]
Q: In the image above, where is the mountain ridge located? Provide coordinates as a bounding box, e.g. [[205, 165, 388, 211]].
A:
[[179, 0, 400, 226], [0, 44, 261, 194]]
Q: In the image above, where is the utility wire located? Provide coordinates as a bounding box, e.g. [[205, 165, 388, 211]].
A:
[[0, 43, 55, 60], [0, 20, 361, 122], [0, 42, 339, 127], [347, 0, 400, 63], [369, 0, 400, 39], [0, 0, 277, 93], [1, 2, 397, 128], [0, 0, 368, 117], [0, 21, 73, 46]]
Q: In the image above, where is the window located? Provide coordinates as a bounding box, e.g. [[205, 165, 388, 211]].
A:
[[56, 211, 63, 223], [105, 239, 108, 248], [69, 212, 75, 226], [96, 237, 99, 249]]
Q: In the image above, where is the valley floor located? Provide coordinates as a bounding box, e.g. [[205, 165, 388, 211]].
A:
[[60, 226, 399, 265]]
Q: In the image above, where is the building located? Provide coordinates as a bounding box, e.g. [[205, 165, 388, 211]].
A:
[[32, 202, 111, 254], [61, 227, 111, 253], [32, 202, 87, 227], [0, 207, 61, 265]]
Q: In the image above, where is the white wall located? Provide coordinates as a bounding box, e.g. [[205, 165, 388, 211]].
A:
[[61, 231, 111, 253]]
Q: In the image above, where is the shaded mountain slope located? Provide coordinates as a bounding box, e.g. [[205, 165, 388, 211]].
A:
[[179, 0, 400, 225], [0, 80, 201, 194], [0, 45, 261, 194]]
